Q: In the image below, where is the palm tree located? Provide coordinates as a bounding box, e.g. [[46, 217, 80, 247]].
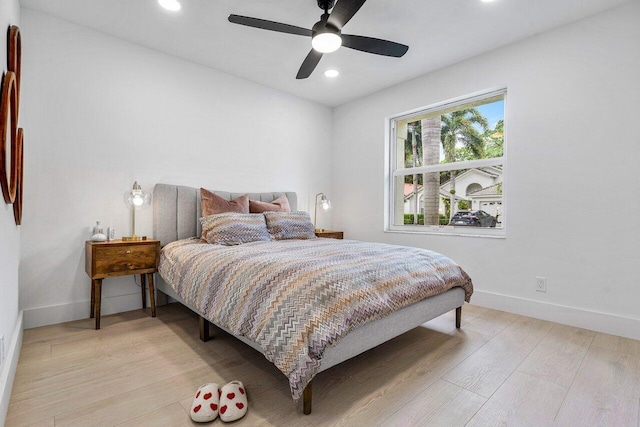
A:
[[404, 122, 423, 223], [440, 109, 488, 219], [408, 123, 420, 223], [484, 119, 504, 158], [421, 117, 440, 225]]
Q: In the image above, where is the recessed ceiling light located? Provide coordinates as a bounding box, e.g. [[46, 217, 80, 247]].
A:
[[324, 69, 339, 78], [158, 0, 181, 12]]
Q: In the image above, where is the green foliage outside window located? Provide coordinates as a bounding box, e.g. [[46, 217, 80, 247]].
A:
[[404, 214, 449, 226]]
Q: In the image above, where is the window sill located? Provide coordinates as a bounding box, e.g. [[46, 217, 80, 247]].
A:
[[385, 225, 506, 239]]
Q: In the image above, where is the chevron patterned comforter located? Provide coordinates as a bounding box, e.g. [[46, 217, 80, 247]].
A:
[[159, 237, 473, 400]]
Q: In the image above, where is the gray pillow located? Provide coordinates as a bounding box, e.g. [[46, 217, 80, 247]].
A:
[[200, 213, 271, 245], [264, 211, 317, 240]]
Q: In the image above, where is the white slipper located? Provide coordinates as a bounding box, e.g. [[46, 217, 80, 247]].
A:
[[219, 381, 248, 422], [190, 383, 221, 423]]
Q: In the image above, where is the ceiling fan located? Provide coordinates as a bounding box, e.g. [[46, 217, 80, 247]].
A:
[[228, 0, 409, 79]]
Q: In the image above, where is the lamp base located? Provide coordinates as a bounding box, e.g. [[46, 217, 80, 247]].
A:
[[122, 235, 147, 241]]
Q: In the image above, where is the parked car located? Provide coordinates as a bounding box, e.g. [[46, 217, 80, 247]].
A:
[[450, 210, 497, 227]]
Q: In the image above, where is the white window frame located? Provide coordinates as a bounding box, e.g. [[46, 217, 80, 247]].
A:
[[384, 87, 507, 238]]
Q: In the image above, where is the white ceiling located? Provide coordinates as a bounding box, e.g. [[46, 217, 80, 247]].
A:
[[20, 0, 629, 107]]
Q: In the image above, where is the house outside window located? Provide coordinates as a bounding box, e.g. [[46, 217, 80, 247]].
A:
[[386, 88, 506, 237]]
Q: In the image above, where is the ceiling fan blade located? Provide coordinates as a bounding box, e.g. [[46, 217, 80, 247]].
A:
[[341, 34, 409, 57], [328, 0, 367, 29], [228, 15, 312, 37], [296, 49, 323, 79]]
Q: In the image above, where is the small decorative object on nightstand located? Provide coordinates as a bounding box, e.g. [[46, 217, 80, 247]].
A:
[[85, 239, 160, 330], [91, 221, 107, 241], [315, 229, 343, 239]]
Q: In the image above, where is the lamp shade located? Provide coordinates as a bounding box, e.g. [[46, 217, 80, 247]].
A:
[[124, 181, 151, 208], [320, 195, 331, 210]]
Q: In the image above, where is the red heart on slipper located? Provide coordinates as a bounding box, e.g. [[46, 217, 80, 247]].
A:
[[220, 405, 227, 414], [196, 391, 200, 399], [210, 403, 218, 411], [236, 402, 244, 410], [193, 404, 201, 413], [227, 393, 235, 400], [203, 392, 212, 400], [239, 387, 245, 395]]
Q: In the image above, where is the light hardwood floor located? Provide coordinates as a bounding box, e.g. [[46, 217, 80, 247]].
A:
[[6, 303, 640, 426]]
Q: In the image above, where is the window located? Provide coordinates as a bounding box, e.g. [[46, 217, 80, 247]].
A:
[[386, 88, 506, 237], [466, 183, 482, 195]]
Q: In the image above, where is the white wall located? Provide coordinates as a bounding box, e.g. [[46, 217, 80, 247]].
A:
[[19, 9, 333, 328], [332, 1, 640, 339], [0, 0, 22, 423]]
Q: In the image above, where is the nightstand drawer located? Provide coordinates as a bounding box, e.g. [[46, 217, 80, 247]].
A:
[[87, 243, 158, 278]]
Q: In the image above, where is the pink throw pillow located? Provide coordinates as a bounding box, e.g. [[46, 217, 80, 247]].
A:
[[249, 195, 291, 213], [201, 188, 249, 217]]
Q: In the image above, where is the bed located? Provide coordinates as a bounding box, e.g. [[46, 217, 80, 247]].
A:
[[152, 184, 472, 414]]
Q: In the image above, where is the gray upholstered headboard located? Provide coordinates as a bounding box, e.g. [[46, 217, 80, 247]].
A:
[[152, 184, 297, 246]]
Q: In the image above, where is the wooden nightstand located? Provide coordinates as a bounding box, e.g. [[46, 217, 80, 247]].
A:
[[315, 229, 344, 239], [85, 239, 160, 330]]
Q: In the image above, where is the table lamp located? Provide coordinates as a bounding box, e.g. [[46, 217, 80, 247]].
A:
[[123, 181, 151, 241], [314, 192, 331, 231]]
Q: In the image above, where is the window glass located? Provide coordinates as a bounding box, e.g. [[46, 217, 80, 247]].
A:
[[388, 90, 505, 235]]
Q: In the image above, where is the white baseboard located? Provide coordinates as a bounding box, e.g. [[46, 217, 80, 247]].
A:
[[0, 310, 23, 427], [472, 290, 640, 341], [20, 289, 640, 339], [23, 292, 146, 329]]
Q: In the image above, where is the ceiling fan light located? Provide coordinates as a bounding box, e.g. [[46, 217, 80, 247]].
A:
[[312, 33, 342, 53], [158, 0, 181, 12]]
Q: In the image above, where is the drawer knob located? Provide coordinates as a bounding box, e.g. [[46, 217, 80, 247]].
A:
[[127, 263, 132, 267], [125, 250, 131, 254]]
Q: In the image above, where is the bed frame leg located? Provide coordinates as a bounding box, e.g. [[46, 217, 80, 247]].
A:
[[456, 306, 462, 329], [303, 380, 312, 415], [199, 316, 211, 342]]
